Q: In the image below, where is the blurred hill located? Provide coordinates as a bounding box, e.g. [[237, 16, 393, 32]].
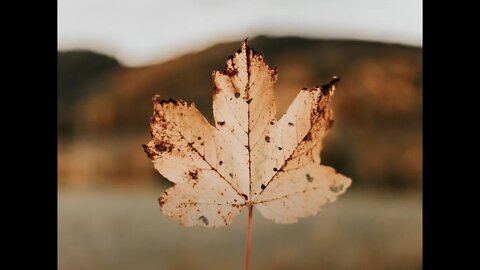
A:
[[58, 36, 422, 190], [58, 51, 122, 138]]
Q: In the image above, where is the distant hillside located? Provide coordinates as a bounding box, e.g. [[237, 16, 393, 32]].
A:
[[58, 36, 422, 190], [58, 50, 121, 137]]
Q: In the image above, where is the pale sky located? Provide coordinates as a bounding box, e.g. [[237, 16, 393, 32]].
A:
[[58, 0, 422, 66]]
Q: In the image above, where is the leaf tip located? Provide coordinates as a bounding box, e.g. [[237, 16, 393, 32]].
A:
[[152, 94, 161, 103], [320, 76, 340, 95], [240, 38, 251, 54]]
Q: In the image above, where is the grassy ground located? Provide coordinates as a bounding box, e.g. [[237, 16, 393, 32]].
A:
[[58, 187, 422, 270]]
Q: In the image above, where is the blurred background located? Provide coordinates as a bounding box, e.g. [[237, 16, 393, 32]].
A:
[[58, 0, 422, 269]]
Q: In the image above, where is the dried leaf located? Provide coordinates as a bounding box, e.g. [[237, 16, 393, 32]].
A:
[[143, 41, 351, 227]]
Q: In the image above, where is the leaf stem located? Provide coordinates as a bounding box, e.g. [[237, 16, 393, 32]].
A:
[[246, 204, 253, 270]]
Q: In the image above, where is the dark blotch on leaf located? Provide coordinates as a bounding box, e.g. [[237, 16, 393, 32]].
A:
[[288, 122, 294, 126], [142, 144, 156, 159], [229, 173, 234, 178], [246, 98, 252, 104], [226, 68, 238, 77], [320, 76, 340, 95], [198, 216, 209, 225], [197, 136, 202, 140], [219, 161, 223, 165], [273, 167, 278, 171], [189, 170, 199, 180], [158, 197, 166, 207], [155, 141, 174, 152], [265, 136, 271, 143], [278, 147, 283, 150], [217, 121, 225, 126], [158, 97, 179, 105], [261, 184, 266, 190], [306, 174, 314, 182], [235, 92, 240, 98], [330, 184, 344, 193]]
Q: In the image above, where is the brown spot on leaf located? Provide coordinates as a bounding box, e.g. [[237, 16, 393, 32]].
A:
[[189, 170, 199, 180], [142, 144, 156, 159], [265, 136, 271, 143], [278, 147, 282, 150], [288, 122, 294, 126], [197, 136, 202, 140], [235, 92, 240, 98], [270, 121, 274, 125], [241, 194, 248, 200], [306, 174, 314, 182], [217, 121, 225, 126], [158, 98, 179, 105], [273, 167, 278, 171], [226, 67, 238, 77], [229, 173, 234, 178], [261, 184, 266, 190], [158, 197, 166, 207], [219, 160, 223, 165], [198, 216, 209, 225], [330, 184, 344, 193], [320, 76, 340, 95], [304, 132, 313, 141], [155, 141, 174, 152], [246, 98, 252, 104]]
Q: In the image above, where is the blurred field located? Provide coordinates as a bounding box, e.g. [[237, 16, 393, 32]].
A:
[[58, 187, 421, 270]]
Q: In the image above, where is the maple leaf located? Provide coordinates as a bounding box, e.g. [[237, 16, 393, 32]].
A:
[[143, 41, 351, 228]]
